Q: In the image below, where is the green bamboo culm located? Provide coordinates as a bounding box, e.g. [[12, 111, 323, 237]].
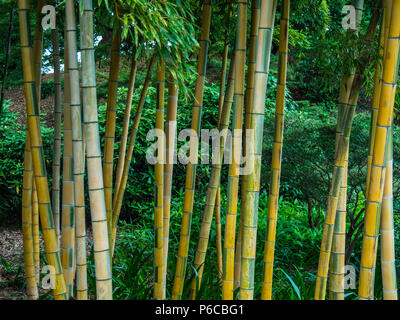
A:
[[17, 0, 67, 300], [240, 0, 277, 300], [80, 0, 113, 300], [60, 27, 75, 298], [51, 27, 62, 246], [114, 56, 138, 200], [171, 0, 213, 300], [103, 20, 121, 250], [111, 55, 156, 254], [261, 0, 290, 300]]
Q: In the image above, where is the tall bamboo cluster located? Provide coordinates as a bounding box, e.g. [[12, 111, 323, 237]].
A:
[[240, 0, 277, 300], [235, 0, 261, 291], [358, 0, 400, 299], [314, 0, 381, 299], [18, 0, 67, 300], [328, 0, 364, 300], [261, 0, 289, 300], [172, 0, 212, 300]]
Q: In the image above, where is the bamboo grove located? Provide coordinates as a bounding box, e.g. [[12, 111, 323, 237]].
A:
[[9, 0, 400, 300]]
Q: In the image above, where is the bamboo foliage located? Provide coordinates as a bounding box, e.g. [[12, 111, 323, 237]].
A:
[[18, 0, 67, 300], [172, 0, 212, 300], [154, 59, 165, 300], [80, 0, 113, 300], [358, 0, 400, 299], [261, 0, 289, 300], [162, 74, 179, 295], [235, 0, 260, 291], [240, 0, 277, 300]]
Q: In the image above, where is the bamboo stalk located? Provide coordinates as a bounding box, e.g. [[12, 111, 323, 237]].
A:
[[380, 127, 398, 300], [358, 0, 399, 299], [240, 0, 277, 300], [215, 1, 233, 287], [329, 0, 364, 300], [171, 0, 212, 300], [51, 27, 62, 248], [222, 0, 249, 300], [314, 1, 381, 299], [154, 59, 166, 300], [18, 0, 67, 300], [261, 0, 289, 300], [66, 0, 88, 298], [235, 0, 260, 292], [111, 55, 156, 253], [32, 180, 40, 284], [114, 57, 138, 198], [162, 73, 179, 296], [60, 27, 75, 299], [103, 22, 121, 249], [188, 53, 236, 300], [21, 135, 38, 300], [80, 0, 113, 300]]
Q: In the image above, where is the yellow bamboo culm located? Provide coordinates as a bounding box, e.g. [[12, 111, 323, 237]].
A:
[[223, 0, 248, 300], [240, 0, 277, 300], [162, 74, 179, 297], [18, 0, 67, 300], [154, 59, 165, 300], [172, 0, 212, 300], [359, 0, 400, 300], [261, 0, 289, 300], [235, 0, 260, 292]]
